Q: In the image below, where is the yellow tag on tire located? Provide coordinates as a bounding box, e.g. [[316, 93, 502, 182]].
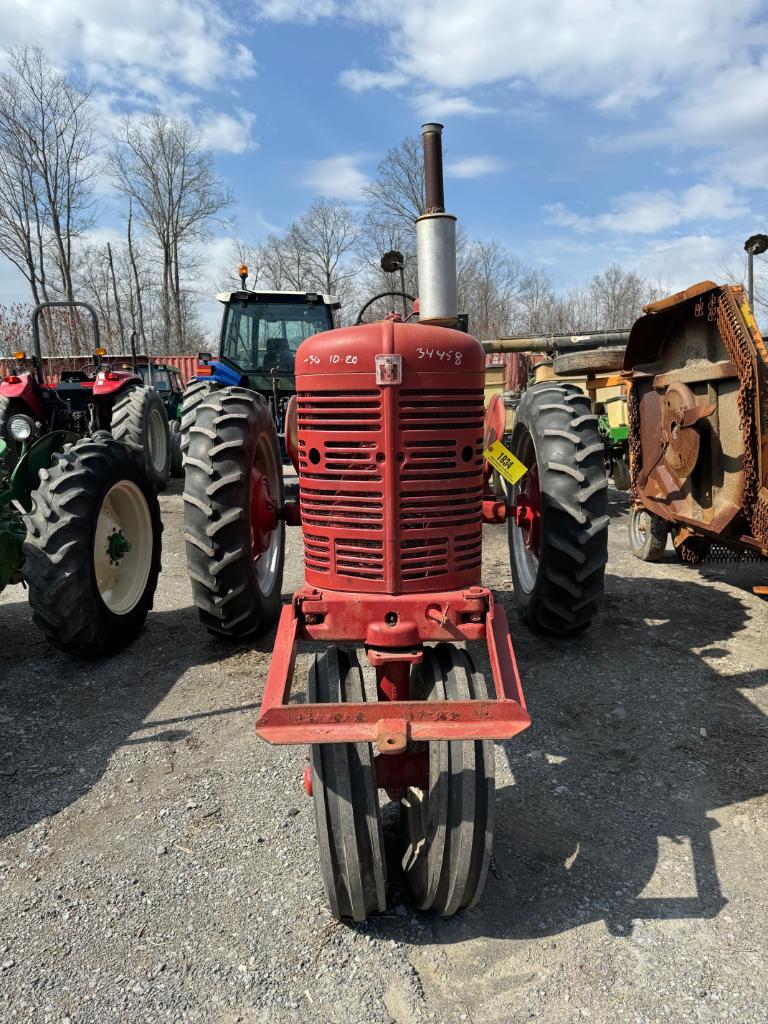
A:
[[483, 439, 528, 485]]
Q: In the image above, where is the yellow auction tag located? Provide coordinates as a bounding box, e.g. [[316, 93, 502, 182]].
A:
[[483, 439, 528, 485]]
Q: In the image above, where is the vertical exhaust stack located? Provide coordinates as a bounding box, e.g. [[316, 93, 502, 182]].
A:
[[416, 123, 458, 326]]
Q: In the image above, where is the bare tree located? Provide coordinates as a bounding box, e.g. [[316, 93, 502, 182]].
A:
[[110, 114, 232, 349], [0, 47, 96, 303], [295, 199, 359, 301], [364, 135, 424, 230]]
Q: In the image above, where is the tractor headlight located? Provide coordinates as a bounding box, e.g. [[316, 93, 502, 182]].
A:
[[8, 414, 34, 441]]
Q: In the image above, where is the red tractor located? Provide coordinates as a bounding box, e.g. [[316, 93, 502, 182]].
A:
[[183, 124, 607, 919], [0, 302, 170, 488]]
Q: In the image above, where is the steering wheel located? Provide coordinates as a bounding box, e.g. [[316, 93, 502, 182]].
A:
[[355, 291, 417, 325]]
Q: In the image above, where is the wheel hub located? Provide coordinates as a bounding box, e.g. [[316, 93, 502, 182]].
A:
[[107, 530, 131, 563], [250, 469, 277, 558], [512, 465, 541, 554]]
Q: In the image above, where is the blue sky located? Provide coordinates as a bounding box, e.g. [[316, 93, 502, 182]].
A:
[[1, 0, 767, 330]]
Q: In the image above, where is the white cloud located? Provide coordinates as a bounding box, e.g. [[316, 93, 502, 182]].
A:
[[0, 0, 256, 93], [201, 110, 258, 154], [628, 234, 738, 290], [339, 68, 408, 92], [254, 0, 337, 20], [446, 155, 507, 179], [299, 155, 369, 200], [410, 92, 496, 118], [544, 183, 749, 236]]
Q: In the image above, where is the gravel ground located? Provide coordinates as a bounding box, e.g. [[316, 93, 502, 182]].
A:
[[1, 483, 767, 1024]]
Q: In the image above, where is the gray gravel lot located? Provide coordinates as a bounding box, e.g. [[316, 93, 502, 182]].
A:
[[1, 483, 767, 1023]]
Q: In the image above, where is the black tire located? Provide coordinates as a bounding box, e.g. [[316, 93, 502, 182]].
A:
[[553, 346, 626, 376], [110, 385, 170, 489], [309, 647, 387, 921], [183, 386, 285, 639], [400, 645, 495, 915], [180, 379, 220, 460], [22, 433, 162, 658], [508, 382, 608, 634], [629, 505, 668, 561], [169, 420, 183, 478]]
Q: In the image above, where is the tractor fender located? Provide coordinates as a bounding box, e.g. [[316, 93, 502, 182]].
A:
[[91, 369, 142, 396], [205, 361, 246, 388], [0, 373, 44, 420]]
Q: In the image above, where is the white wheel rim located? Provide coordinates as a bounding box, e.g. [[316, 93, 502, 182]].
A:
[[510, 488, 539, 594], [509, 431, 539, 595], [254, 434, 281, 596], [147, 407, 168, 473], [93, 481, 153, 614], [630, 508, 648, 551]]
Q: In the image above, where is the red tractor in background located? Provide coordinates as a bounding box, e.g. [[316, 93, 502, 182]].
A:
[[0, 301, 170, 488], [183, 124, 608, 920]]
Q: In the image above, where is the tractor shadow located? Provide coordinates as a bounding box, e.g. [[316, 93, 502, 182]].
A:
[[0, 602, 222, 842], [364, 574, 767, 945]]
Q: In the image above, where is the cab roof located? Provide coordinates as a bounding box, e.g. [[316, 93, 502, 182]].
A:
[[216, 289, 339, 308]]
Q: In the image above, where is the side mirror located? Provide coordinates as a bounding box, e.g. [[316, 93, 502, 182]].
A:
[[198, 352, 213, 364]]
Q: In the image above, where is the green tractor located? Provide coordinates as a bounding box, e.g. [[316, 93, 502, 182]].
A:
[[0, 424, 162, 657]]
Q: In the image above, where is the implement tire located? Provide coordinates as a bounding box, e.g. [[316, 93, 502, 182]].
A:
[[110, 385, 170, 489], [183, 386, 284, 640], [507, 382, 608, 635], [23, 433, 162, 657], [629, 505, 668, 561]]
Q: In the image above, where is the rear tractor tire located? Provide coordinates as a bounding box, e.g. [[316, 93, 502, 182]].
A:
[[169, 420, 183, 478], [507, 382, 609, 635], [110, 385, 170, 489], [22, 433, 162, 657], [309, 647, 387, 921], [183, 386, 285, 640], [629, 506, 668, 562], [180, 379, 221, 462], [400, 644, 495, 915]]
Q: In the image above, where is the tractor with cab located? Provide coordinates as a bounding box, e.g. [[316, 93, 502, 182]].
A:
[[0, 302, 171, 488], [180, 284, 340, 460], [183, 123, 608, 920]]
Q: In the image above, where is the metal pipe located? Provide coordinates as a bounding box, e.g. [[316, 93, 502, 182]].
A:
[[482, 329, 631, 354], [31, 301, 101, 386], [421, 122, 445, 213], [416, 122, 457, 325], [748, 251, 754, 309]]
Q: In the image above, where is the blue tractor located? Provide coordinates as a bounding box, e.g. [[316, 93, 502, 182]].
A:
[[179, 276, 340, 460]]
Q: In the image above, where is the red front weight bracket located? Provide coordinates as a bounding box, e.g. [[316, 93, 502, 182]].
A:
[[255, 586, 530, 750]]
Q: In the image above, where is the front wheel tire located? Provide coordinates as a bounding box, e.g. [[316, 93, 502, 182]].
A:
[[400, 644, 495, 915], [23, 434, 162, 657], [110, 385, 170, 489]]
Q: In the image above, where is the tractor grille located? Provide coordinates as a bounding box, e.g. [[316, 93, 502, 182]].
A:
[[298, 385, 484, 592]]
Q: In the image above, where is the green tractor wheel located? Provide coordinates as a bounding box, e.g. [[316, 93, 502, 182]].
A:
[[23, 434, 162, 657]]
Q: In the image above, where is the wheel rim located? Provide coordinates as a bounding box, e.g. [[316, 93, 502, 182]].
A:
[[251, 433, 281, 596], [147, 407, 168, 473], [93, 481, 153, 614], [629, 507, 649, 552], [509, 431, 541, 595]]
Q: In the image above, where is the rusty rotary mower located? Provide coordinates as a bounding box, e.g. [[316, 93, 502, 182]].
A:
[[623, 281, 768, 568]]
